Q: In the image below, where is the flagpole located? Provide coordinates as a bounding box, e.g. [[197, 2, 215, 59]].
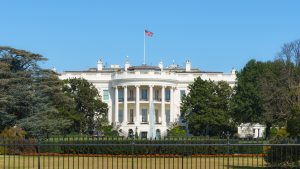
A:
[[143, 30, 146, 65]]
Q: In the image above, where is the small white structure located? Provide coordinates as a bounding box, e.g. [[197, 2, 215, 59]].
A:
[[60, 59, 236, 138], [238, 123, 266, 138]]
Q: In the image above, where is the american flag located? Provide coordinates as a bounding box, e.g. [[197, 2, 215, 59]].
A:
[[145, 30, 153, 37]]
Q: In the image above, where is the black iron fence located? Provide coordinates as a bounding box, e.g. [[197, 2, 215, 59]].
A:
[[0, 136, 300, 169]]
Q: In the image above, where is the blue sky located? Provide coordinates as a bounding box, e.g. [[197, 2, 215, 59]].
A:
[[1, 1, 300, 72]]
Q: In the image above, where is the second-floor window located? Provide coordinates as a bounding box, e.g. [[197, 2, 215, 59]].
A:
[[154, 89, 160, 100], [119, 89, 124, 101], [180, 90, 186, 100], [142, 88, 148, 100], [165, 89, 170, 101], [129, 90, 134, 100], [103, 90, 109, 101]]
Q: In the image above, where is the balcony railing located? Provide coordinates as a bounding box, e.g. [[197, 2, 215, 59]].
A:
[[154, 98, 162, 101], [127, 97, 135, 101], [118, 98, 170, 102], [140, 98, 148, 101]]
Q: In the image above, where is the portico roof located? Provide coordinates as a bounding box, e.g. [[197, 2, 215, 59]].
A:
[[127, 65, 161, 71]]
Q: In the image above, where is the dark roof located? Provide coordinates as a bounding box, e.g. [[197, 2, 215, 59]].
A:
[[127, 65, 161, 71]]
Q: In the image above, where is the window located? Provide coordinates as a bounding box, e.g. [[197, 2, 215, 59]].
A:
[[142, 88, 148, 100], [165, 89, 170, 101], [142, 109, 148, 123], [156, 129, 161, 139], [118, 110, 123, 123], [166, 109, 170, 123], [128, 129, 134, 138], [141, 132, 148, 139], [119, 89, 124, 101], [154, 89, 160, 100], [129, 90, 134, 100], [129, 109, 134, 123], [155, 109, 159, 123], [180, 90, 186, 100], [103, 90, 109, 101]]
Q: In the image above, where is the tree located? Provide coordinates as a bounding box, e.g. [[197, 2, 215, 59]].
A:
[[0, 46, 75, 138], [231, 40, 300, 137], [181, 77, 234, 136], [62, 78, 108, 134], [230, 59, 265, 124]]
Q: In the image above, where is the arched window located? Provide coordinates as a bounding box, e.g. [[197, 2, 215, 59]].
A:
[[128, 129, 134, 138]]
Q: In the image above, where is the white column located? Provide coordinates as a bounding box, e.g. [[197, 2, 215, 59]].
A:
[[135, 85, 140, 125], [149, 85, 153, 114], [161, 86, 166, 126], [149, 85, 154, 139], [114, 86, 119, 123], [170, 86, 174, 123], [123, 85, 128, 124]]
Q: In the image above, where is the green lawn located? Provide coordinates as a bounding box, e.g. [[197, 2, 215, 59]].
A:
[[0, 155, 267, 169]]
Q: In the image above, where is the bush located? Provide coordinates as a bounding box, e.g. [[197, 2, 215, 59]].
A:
[[167, 125, 186, 137], [38, 137, 263, 155], [0, 127, 37, 155], [264, 138, 300, 167]]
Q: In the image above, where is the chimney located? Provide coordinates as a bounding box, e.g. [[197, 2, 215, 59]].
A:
[[124, 56, 130, 71], [231, 68, 236, 74], [97, 59, 103, 71], [158, 61, 163, 71], [125, 60, 130, 71], [185, 60, 191, 71]]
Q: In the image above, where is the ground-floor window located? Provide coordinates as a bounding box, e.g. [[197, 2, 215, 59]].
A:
[[156, 129, 161, 139], [141, 132, 147, 139], [142, 109, 148, 123], [118, 110, 123, 123], [129, 109, 134, 123], [166, 109, 170, 123], [155, 109, 159, 123], [128, 129, 134, 138]]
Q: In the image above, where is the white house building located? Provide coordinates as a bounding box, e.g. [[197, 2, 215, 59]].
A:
[[59, 59, 236, 139]]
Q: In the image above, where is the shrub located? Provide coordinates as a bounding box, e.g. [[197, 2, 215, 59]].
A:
[[0, 127, 36, 155], [167, 125, 186, 137], [264, 138, 300, 167]]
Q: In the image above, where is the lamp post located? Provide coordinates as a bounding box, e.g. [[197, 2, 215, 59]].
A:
[[135, 126, 138, 139]]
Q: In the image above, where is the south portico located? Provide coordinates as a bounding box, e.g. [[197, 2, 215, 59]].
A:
[[112, 83, 177, 139]]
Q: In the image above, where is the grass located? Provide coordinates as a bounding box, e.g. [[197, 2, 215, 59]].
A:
[[0, 155, 267, 169]]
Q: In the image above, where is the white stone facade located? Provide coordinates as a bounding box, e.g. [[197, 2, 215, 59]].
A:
[[237, 123, 266, 138], [59, 60, 236, 139]]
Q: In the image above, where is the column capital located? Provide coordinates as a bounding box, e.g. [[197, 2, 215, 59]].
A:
[[113, 86, 119, 89], [149, 85, 154, 88], [135, 84, 140, 88], [122, 85, 127, 88]]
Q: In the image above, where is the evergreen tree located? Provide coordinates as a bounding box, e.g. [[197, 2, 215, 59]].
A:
[[181, 77, 234, 136], [0, 46, 75, 138]]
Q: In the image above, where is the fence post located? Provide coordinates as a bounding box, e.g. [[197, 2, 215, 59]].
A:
[[37, 139, 41, 169], [226, 132, 231, 169], [131, 139, 134, 169]]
